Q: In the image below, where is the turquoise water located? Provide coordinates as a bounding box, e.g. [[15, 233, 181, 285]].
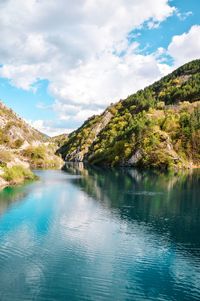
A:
[[0, 164, 200, 301]]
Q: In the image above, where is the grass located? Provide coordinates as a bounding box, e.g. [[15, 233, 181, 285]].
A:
[[2, 165, 38, 185], [0, 150, 13, 165], [22, 145, 63, 168]]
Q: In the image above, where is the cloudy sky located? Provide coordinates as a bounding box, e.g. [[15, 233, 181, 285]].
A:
[[0, 0, 199, 136]]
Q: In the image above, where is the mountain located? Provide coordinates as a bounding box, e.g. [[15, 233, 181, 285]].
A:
[[0, 100, 47, 148], [58, 59, 200, 170], [0, 101, 63, 188], [50, 133, 69, 147]]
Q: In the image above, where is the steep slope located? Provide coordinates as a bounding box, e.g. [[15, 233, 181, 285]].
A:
[[58, 109, 113, 161], [0, 101, 63, 188], [50, 133, 69, 147], [58, 59, 200, 170], [0, 100, 47, 148]]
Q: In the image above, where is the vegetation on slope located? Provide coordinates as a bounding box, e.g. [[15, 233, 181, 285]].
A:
[[0, 162, 37, 188], [22, 144, 63, 168], [58, 59, 200, 170], [2, 165, 37, 184], [0, 101, 63, 188], [0, 100, 63, 167], [50, 133, 69, 147], [0, 101, 47, 147]]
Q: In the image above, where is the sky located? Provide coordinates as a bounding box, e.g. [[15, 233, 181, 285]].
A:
[[0, 0, 199, 136]]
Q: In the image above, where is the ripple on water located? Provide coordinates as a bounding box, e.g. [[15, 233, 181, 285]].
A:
[[0, 169, 200, 301]]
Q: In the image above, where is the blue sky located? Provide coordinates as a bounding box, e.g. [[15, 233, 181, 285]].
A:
[[0, 0, 199, 136], [131, 0, 200, 55]]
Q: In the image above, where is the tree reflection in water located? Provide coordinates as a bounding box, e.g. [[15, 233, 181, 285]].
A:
[[63, 163, 200, 254]]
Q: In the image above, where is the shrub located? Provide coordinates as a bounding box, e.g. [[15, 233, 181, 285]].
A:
[[22, 145, 46, 160], [12, 138, 24, 148], [0, 150, 13, 164], [2, 165, 37, 184], [22, 144, 62, 168]]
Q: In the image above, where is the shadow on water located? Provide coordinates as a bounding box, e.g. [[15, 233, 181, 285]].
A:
[[0, 185, 30, 216], [63, 162, 200, 253]]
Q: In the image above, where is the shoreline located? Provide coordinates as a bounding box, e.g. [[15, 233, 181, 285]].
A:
[[0, 171, 39, 191], [63, 160, 200, 170], [1, 165, 200, 191]]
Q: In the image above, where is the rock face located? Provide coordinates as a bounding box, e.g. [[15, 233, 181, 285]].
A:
[[0, 101, 46, 147], [58, 109, 113, 162], [6, 157, 30, 169], [0, 101, 63, 185], [128, 150, 143, 165], [58, 59, 200, 170]]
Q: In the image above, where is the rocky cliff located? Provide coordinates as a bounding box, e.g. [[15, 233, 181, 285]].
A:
[[0, 100, 47, 148]]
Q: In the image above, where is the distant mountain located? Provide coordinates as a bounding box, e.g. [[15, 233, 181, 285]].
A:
[[50, 133, 69, 147], [58, 59, 200, 170]]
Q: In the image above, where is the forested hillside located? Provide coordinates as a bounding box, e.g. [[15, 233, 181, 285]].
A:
[[58, 59, 200, 170]]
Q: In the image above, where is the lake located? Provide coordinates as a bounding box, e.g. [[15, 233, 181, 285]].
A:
[[0, 163, 200, 301]]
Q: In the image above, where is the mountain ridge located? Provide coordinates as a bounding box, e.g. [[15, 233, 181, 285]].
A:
[[0, 100, 47, 148], [58, 59, 200, 170]]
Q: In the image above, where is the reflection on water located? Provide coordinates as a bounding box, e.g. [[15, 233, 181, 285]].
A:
[[0, 185, 29, 216], [64, 163, 200, 252], [0, 165, 199, 301]]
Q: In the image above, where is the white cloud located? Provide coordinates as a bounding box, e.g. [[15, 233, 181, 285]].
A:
[[0, 0, 175, 68], [28, 119, 74, 137], [175, 9, 193, 21], [0, 64, 42, 90], [168, 25, 200, 66], [49, 51, 165, 108], [0, 0, 175, 128], [0, 0, 198, 136]]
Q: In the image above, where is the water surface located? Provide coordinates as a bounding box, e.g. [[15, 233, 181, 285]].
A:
[[0, 164, 200, 301]]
